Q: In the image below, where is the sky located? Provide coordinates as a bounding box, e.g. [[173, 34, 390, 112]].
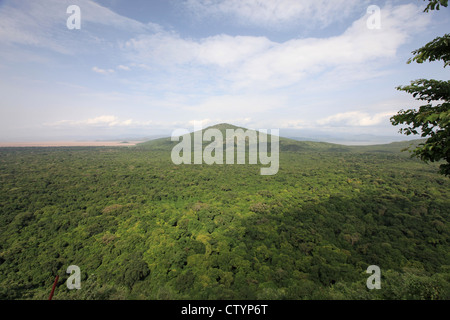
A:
[[0, 0, 449, 143]]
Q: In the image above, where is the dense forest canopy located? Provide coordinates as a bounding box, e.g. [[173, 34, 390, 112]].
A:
[[0, 129, 448, 300]]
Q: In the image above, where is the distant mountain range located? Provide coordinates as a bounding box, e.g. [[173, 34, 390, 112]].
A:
[[279, 129, 415, 146]]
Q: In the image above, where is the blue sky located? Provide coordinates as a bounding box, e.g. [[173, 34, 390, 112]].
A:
[[0, 0, 449, 143]]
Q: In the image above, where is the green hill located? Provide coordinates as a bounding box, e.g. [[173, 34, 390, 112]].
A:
[[137, 123, 352, 153], [137, 123, 425, 155]]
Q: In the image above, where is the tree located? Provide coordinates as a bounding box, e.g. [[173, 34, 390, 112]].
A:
[[391, 2, 449, 176], [423, 0, 448, 12]]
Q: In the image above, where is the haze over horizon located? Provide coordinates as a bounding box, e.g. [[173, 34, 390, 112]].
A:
[[1, 0, 449, 144], [0, 121, 422, 147]]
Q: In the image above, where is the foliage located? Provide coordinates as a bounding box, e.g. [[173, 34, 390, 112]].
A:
[[0, 135, 448, 300], [391, 12, 450, 176], [423, 0, 448, 12], [407, 34, 450, 68], [391, 79, 450, 175]]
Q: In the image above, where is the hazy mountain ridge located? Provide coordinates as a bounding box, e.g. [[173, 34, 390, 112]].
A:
[[136, 123, 424, 154]]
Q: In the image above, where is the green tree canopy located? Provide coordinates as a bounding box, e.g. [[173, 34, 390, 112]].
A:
[[423, 0, 448, 12], [391, 3, 449, 176]]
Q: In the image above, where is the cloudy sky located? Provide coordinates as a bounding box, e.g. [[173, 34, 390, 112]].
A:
[[0, 0, 449, 142]]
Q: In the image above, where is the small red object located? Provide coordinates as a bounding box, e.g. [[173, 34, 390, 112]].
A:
[[48, 275, 59, 300]]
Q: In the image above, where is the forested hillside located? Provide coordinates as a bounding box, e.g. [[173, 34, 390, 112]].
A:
[[0, 127, 448, 300]]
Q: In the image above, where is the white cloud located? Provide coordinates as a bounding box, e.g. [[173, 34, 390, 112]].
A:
[[184, 94, 287, 116], [0, 0, 439, 142], [228, 3, 430, 89], [184, 0, 368, 29], [188, 119, 213, 128], [0, 0, 160, 54], [50, 115, 147, 128], [123, 3, 431, 90], [117, 65, 131, 71], [92, 67, 115, 75], [196, 35, 273, 67], [123, 33, 273, 68], [48, 115, 254, 131], [84, 115, 120, 126], [317, 111, 395, 127]]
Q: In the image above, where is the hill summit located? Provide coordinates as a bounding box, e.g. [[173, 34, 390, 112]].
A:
[[203, 123, 244, 131]]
